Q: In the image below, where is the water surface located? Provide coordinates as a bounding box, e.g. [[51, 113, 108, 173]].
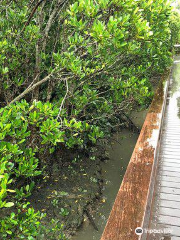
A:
[[72, 127, 142, 240]]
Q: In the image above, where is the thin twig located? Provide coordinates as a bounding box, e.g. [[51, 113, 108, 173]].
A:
[[57, 78, 69, 123]]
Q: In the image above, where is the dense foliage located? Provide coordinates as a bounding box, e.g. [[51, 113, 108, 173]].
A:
[[170, 3, 180, 47], [0, 0, 179, 239]]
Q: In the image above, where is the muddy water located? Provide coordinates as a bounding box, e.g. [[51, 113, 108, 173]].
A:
[[72, 110, 147, 240]]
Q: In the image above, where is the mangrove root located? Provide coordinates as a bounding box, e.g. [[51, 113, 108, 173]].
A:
[[84, 209, 99, 231]]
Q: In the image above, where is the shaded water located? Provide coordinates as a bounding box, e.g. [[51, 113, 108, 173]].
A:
[[72, 111, 147, 240]]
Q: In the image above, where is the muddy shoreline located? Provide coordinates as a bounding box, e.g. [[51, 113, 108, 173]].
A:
[[29, 143, 107, 239]]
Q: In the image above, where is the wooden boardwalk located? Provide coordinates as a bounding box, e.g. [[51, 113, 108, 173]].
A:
[[148, 56, 180, 239], [101, 55, 180, 240]]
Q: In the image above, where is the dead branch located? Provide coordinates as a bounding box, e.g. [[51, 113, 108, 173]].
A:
[[22, 0, 45, 31]]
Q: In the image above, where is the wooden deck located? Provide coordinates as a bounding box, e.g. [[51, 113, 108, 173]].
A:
[[101, 55, 180, 240], [147, 56, 180, 239]]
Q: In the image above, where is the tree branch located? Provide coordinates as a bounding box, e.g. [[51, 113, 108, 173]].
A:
[[22, 0, 45, 31], [57, 78, 69, 123], [9, 70, 56, 105]]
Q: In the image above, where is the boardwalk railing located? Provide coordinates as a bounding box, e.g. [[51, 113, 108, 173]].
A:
[[101, 72, 171, 240]]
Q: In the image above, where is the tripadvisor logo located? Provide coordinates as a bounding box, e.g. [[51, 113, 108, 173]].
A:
[[135, 227, 143, 235]]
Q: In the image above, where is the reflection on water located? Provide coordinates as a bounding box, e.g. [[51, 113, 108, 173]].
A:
[[169, 55, 180, 119], [177, 97, 180, 118], [171, 55, 180, 118], [72, 129, 139, 240], [171, 55, 180, 95]]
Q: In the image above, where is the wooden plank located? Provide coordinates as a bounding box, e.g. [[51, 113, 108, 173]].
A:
[[160, 159, 180, 164], [162, 131, 180, 135], [157, 180, 180, 189], [164, 113, 180, 116], [162, 137, 180, 140], [158, 215, 180, 226], [158, 173, 180, 180], [162, 128, 180, 131], [157, 207, 180, 218], [163, 120, 180, 123], [160, 158, 180, 162], [163, 125, 180, 128], [159, 166, 180, 173], [161, 140, 180, 144], [163, 128, 180, 131], [160, 186, 180, 195], [163, 114, 180, 117], [163, 117, 180, 120], [158, 194, 180, 203], [162, 146, 180, 150], [162, 129, 180, 132], [163, 122, 180, 125], [159, 155, 180, 160], [160, 137, 180, 141], [162, 138, 180, 142], [160, 156, 180, 160], [163, 121, 180, 125], [159, 162, 180, 168], [163, 127, 180, 130], [161, 141, 180, 145], [162, 137, 180, 143], [161, 147, 180, 151], [160, 144, 180, 149], [160, 149, 180, 154]]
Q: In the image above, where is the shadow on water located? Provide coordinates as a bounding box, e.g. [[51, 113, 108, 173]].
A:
[[72, 110, 147, 240]]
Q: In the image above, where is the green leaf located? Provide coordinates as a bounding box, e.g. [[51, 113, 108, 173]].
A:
[[4, 202, 14, 208], [2, 67, 9, 74], [7, 189, 16, 193]]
